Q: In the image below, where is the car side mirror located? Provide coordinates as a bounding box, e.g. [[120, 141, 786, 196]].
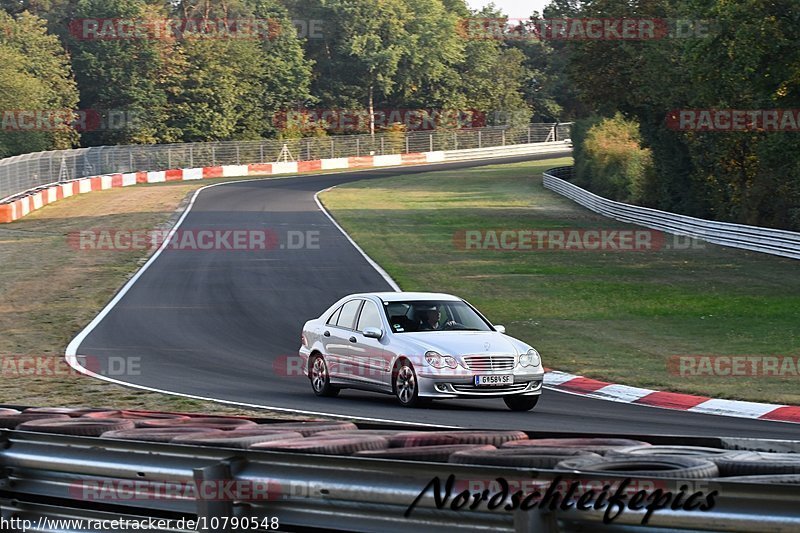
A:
[[362, 327, 383, 339], [494, 325, 506, 334]]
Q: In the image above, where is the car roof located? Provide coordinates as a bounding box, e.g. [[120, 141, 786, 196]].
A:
[[349, 292, 463, 303]]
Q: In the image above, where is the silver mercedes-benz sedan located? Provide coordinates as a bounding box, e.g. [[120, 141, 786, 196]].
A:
[[298, 292, 544, 410]]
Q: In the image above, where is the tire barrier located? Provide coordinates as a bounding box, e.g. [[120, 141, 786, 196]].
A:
[[387, 430, 528, 448], [250, 435, 390, 455], [170, 430, 304, 448], [0, 413, 71, 428], [354, 444, 497, 462], [136, 417, 257, 430], [450, 447, 603, 469], [16, 418, 136, 436], [501, 437, 651, 455], [100, 427, 224, 443]]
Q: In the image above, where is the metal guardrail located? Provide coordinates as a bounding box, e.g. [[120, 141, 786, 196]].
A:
[[543, 167, 800, 260], [441, 142, 571, 162], [0, 124, 572, 203], [1, 427, 799, 532]]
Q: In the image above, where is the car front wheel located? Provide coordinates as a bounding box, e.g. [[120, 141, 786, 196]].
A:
[[310, 354, 339, 397], [504, 395, 539, 411], [393, 361, 428, 408]]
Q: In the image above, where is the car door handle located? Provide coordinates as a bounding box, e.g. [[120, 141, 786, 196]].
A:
[[323, 331, 330, 337], [349, 336, 357, 343]]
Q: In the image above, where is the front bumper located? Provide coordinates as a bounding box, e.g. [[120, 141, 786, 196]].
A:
[[416, 371, 544, 398]]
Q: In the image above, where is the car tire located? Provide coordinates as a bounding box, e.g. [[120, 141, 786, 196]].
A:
[[393, 360, 428, 408], [504, 395, 539, 411], [310, 354, 340, 398], [555, 455, 719, 479]]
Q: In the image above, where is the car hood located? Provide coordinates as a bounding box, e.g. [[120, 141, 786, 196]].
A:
[[396, 331, 524, 357]]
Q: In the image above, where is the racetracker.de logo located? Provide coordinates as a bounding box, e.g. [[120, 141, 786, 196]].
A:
[[666, 109, 800, 131], [273, 108, 486, 132], [0, 109, 139, 132], [454, 229, 666, 252], [67, 229, 321, 252], [668, 355, 800, 377], [67, 18, 288, 41], [0, 355, 140, 378], [458, 18, 712, 41], [69, 479, 281, 501]]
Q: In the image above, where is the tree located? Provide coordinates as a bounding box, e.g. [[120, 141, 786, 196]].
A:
[[0, 10, 78, 157]]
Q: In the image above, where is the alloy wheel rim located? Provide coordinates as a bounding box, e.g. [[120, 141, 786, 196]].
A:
[[397, 366, 415, 403], [312, 358, 327, 391]]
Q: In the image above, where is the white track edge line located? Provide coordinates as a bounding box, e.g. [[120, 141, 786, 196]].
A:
[[314, 188, 401, 291]]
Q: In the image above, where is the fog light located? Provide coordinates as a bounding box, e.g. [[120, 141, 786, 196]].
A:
[[435, 383, 447, 392]]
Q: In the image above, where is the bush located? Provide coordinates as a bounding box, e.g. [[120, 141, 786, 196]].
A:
[[573, 113, 654, 204]]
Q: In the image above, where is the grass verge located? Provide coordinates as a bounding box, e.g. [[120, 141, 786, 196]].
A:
[[0, 175, 315, 417], [320, 157, 800, 405]]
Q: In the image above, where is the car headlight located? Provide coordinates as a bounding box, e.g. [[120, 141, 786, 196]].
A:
[[425, 351, 458, 369], [519, 348, 541, 367]]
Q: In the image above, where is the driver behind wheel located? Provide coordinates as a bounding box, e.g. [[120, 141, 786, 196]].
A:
[[417, 305, 459, 331]]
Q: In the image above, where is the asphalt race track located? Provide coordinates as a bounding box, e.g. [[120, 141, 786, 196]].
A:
[[70, 153, 800, 438]]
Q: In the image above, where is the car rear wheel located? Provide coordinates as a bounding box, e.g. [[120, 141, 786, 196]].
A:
[[504, 395, 539, 411], [394, 361, 428, 408], [310, 354, 339, 397]]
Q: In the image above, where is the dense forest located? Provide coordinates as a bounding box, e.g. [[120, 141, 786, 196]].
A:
[[0, 0, 798, 230]]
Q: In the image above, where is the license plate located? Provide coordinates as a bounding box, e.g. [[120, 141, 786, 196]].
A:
[[474, 374, 514, 386]]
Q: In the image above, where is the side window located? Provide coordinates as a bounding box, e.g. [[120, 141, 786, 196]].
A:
[[326, 306, 343, 326], [336, 300, 363, 330], [356, 301, 383, 331]]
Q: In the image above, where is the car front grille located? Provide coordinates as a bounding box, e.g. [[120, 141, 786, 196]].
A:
[[463, 355, 515, 371]]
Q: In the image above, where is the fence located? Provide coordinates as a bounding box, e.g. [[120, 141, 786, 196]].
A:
[[0, 124, 571, 203], [543, 167, 800, 260]]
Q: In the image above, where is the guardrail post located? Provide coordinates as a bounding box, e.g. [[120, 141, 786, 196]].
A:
[[502, 130, 506, 146], [193, 457, 244, 532], [129, 147, 133, 170], [528, 127, 531, 144], [405, 135, 409, 154], [189, 145, 194, 168], [380, 136, 384, 155], [260, 144, 265, 163], [454, 132, 457, 150], [236, 146, 241, 165], [168, 147, 172, 169], [429, 133, 433, 152], [212, 146, 216, 166], [356, 138, 360, 157], [478, 131, 482, 148]]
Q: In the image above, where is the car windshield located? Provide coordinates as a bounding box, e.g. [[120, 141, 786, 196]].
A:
[[383, 300, 493, 333]]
